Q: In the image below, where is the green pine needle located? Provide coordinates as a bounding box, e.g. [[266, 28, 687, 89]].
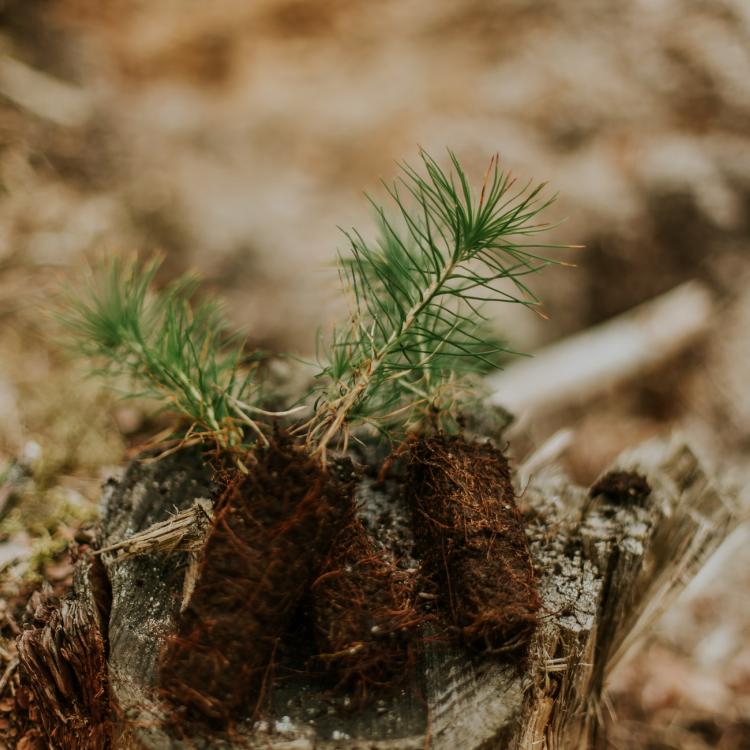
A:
[[60, 151, 568, 462], [306, 150, 567, 457], [60, 255, 269, 450]]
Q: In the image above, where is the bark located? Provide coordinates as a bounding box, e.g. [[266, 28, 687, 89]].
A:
[[18, 439, 736, 749], [17, 553, 112, 749]]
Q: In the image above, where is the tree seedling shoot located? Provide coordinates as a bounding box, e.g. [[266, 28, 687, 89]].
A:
[[63, 150, 567, 723]]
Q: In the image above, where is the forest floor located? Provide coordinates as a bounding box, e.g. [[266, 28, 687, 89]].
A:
[[1, 1, 749, 747]]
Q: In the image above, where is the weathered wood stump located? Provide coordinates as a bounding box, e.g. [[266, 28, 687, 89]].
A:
[[17, 439, 736, 749]]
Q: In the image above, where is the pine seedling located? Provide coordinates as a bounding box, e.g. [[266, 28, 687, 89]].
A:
[[304, 150, 567, 459], [60, 255, 286, 452]]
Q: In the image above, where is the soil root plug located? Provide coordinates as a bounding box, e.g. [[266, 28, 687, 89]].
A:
[[407, 435, 540, 655], [158, 437, 348, 722], [311, 509, 422, 704]]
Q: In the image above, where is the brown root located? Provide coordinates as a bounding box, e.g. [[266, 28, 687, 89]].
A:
[[311, 508, 422, 705], [407, 434, 540, 655], [157, 437, 349, 723]]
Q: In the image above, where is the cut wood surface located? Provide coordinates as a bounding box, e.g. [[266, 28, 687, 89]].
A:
[[18, 438, 736, 749]]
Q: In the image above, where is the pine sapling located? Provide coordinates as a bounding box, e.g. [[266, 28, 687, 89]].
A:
[[304, 150, 567, 677], [60, 255, 296, 456], [61, 255, 348, 721], [60, 149, 569, 718]]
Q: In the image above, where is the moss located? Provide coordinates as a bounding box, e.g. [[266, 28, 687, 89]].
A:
[[0, 481, 97, 580]]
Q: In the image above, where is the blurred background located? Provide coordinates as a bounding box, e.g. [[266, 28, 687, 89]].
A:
[[0, 1, 749, 747]]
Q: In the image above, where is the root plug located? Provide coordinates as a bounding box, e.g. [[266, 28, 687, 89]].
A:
[[158, 438, 348, 722], [407, 434, 540, 655], [311, 508, 421, 704]]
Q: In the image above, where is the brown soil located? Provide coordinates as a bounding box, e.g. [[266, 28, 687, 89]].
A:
[[590, 470, 652, 506], [407, 435, 540, 655], [311, 508, 422, 704], [157, 438, 349, 723]]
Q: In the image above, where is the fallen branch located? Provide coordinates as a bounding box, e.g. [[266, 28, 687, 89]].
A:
[[486, 281, 713, 422], [0, 53, 93, 127]]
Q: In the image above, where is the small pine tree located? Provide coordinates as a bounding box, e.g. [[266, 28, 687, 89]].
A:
[[62, 151, 567, 457]]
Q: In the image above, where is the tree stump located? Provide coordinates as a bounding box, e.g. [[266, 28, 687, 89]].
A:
[[17, 439, 736, 749]]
